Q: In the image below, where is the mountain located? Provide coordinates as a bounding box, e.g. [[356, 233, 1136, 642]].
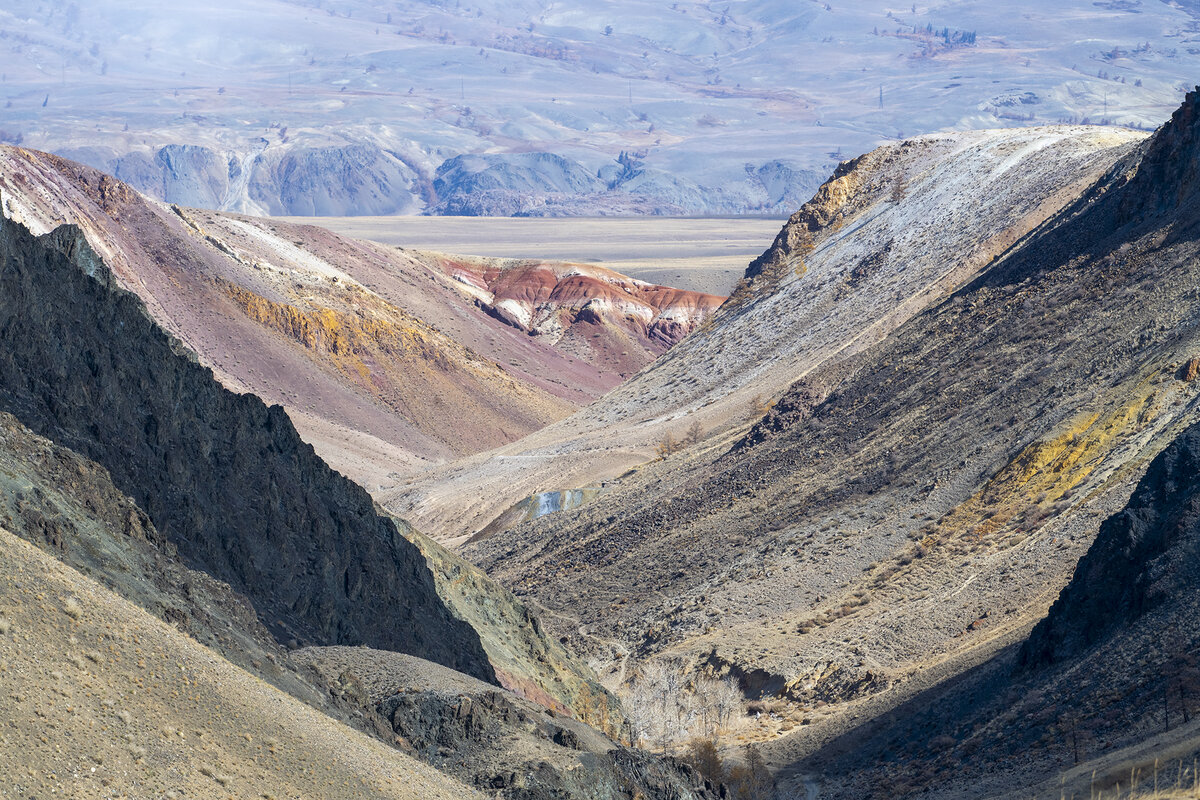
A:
[[0, 146, 719, 488], [427, 90, 1200, 795], [388, 123, 1144, 543], [788, 417, 1200, 800], [3, 0, 1199, 215], [0, 202, 727, 799]]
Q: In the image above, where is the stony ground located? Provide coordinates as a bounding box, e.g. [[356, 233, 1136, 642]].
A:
[[0, 530, 480, 800]]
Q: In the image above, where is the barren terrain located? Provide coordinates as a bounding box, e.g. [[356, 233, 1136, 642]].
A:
[[0, 529, 480, 800], [456, 93, 1200, 798], [4, 0, 1199, 215], [386, 124, 1146, 545], [0, 146, 720, 488], [281, 215, 786, 296]]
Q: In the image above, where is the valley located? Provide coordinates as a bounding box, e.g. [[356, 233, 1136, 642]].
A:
[[6, 65, 1200, 800], [6, 0, 1200, 217], [276, 214, 785, 296]]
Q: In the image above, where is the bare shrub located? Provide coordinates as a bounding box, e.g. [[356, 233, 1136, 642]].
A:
[[628, 664, 743, 749], [655, 432, 683, 458]]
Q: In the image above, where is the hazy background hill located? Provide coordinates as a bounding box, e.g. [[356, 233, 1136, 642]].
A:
[[3, 0, 1199, 216]]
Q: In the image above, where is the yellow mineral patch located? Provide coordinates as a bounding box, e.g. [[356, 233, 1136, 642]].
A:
[[932, 376, 1167, 552]]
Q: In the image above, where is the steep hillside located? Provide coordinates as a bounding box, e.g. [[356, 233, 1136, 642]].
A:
[[0, 403, 703, 798], [460, 94, 1200, 767], [0, 529, 482, 800], [0, 210, 494, 680], [788, 416, 1200, 800], [389, 124, 1146, 543], [0, 147, 718, 486]]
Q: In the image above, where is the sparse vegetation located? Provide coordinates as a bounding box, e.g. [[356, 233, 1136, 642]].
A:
[[62, 597, 82, 619], [628, 662, 742, 749]]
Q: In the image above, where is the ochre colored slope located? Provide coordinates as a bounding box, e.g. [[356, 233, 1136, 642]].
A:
[[0, 147, 720, 487]]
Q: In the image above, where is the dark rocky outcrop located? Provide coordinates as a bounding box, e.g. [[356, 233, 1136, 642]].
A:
[[1021, 419, 1200, 669], [1118, 85, 1200, 222], [382, 688, 717, 800], [0, 214, 494, 681], [296, 646, 721, 800]]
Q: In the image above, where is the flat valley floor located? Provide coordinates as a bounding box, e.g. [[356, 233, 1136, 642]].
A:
[[274, 216, 787, 297]]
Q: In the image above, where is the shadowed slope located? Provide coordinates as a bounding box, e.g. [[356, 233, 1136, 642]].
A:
[[0, 213, 494, 680]]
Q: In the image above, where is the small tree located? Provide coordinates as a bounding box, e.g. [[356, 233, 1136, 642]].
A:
[[685, 738, 724, 784], [1166, 649, 1200, 726], [684, 419, 704, 447], [728, 744, 775, 799], [656, 432, 682, 458]]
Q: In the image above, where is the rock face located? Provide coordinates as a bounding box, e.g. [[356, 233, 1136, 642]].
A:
[[295, 646, 722, 800], [1119, 85, 1200, 222], [1021, 419, 1200, 668], [399, 522, 630, 743], [431, 153, 604, 215], [0, 213, 494, 680], [110, 142, 423, 216], [428, 253, 724, 375], [114, 144, 232, 209], [249, 143, 422, 216]]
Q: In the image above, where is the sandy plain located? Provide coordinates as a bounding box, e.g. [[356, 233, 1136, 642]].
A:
[[274, 216, 787, 297]]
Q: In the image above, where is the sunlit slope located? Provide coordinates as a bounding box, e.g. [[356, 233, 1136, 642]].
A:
[[0, 529, 482, 800], [385, 124, 1145, 544]]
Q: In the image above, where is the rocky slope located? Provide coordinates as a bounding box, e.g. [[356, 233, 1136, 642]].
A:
[[389, 124, 1146, 543], [0, 146, 719, 487], [399, 522, 631, 744], [0, 440, 703, 800], [0, 211, 494, 679], [789, 416, 1200, 800], [1, 203, 650, 732], [295, 646, 721, 800], [0, 200, 722, 799], [448, 94, 1200, 789], [0, 529, 483, 800]]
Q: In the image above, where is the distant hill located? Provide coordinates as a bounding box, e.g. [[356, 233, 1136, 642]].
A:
[[0, 146, 721, 487], [2, 0, 1198, 215]]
